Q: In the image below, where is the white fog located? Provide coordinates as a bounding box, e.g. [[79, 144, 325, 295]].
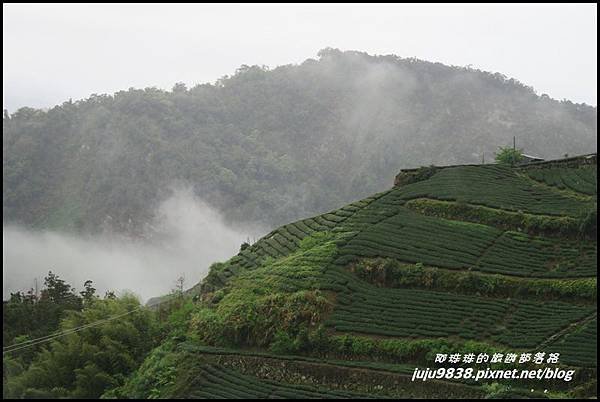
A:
[[2, 187, 264, 302]]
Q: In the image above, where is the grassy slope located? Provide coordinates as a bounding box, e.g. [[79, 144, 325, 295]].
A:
[[128, 157, 597, 399]]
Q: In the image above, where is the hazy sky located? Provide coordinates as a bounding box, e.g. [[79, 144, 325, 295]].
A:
[[3, 3, 597, 111]]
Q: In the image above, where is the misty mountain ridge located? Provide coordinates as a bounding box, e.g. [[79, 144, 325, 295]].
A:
[[3, 48, 597, 236]]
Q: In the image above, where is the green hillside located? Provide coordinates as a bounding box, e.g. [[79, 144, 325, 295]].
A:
[[3, 49, 597, 235], [116, 155, 597, 399]]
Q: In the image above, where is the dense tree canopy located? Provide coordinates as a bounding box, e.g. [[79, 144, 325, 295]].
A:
[[3, 272, 83, 352], [494, 146, 524, 165], [3, 273, 159, 399], [3, 49, 597, 235]]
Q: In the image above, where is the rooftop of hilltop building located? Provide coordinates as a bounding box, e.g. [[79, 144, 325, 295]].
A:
[[517, 152, 597, 167], [520, 154, 545, 163], [394, 153, 597, 187]]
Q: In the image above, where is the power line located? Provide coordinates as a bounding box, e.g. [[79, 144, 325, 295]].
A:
[[3, 306, 144, 355], [4, 289, 180, 355], [3, 307, 142, 354], [4, 306, 133, 349]]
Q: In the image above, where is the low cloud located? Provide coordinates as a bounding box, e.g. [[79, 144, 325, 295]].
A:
[[3, 187, 263, 302]]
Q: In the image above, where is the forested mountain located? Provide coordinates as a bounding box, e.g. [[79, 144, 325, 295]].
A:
[[3, 48, 597, 234]]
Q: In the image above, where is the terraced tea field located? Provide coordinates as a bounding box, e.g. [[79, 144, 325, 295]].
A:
[[547, 317, 597, 367], [185, 364, 377, 399], [324, 267, 595, 348], [392, 164, 594, 216], [337, 207, 596, 278], [166, 344, 487, 399], [526, 165, 597, 196], [146, 155, 596, 399]]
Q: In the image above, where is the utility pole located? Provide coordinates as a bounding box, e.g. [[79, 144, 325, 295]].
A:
[[482, 152, 485, 164], [176, 275, 185, 293], [513, 136, 516, 151]]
